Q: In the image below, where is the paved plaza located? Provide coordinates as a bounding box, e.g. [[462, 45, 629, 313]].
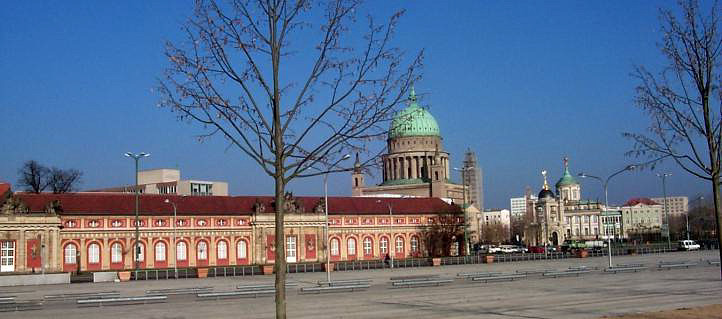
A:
[[1, 250, 720, 319]]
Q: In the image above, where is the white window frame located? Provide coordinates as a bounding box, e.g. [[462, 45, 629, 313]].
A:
[[395, 236, 404, 254], [237, 240, 247, 259], [64, 243, 77, 264], [197, 241, 208, 260], [111, 243, 123, 263], [155, 242, 166, 262], [380, 237, 389, 254], [347, 238, 356, 256], [410, 236, 419, 253], [88, 243, 100, 264], [363, 238, 372, 256], [217, 241, 228, 260], [330, 238, 340, 256], [176, 242, 187, 261]]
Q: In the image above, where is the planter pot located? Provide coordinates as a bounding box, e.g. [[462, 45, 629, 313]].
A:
[[197, 268, 209, 278], [262, 265, 274, 275], [576, 249, 588, 258], [117, 271, 131, 282], [432, 258, 441, 266], [627, 248, 637, 255], [484, 255, 494, 264], [322, 262, 335, 271]]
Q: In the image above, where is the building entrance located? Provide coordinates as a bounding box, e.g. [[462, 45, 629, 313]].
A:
[[1, 241, 15, 272]]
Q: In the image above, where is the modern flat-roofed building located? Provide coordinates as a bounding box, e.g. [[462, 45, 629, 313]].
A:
[[90, 168, 228, 196], [650, 196, 688, 216]]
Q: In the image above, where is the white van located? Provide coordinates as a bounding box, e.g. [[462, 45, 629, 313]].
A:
[[678, 240, 700, 251]]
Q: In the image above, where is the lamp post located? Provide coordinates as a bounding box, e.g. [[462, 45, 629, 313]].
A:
[[578, 165, 635, 267], [656, 173, 672, 249], [125, 152, 149, 276], [453, 166, 474, 256], [376, 200, 394, 269], [164, 198, 178, 278], [320, 154, 351, 283]]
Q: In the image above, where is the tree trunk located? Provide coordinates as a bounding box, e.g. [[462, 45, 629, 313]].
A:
[[713, 174, 722, 280], [274, 173, 286, 318]]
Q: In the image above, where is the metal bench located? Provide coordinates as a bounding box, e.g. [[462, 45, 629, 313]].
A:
[[615, 263, 645, 268], [236, 283, 298, 291], [604, 266, 648, 274], [657, 262, 697, 270], [77, 295, 167, 307], [391, 279, 453, 288], [0, 296, 16, 304], [471, 274, 526, 283], [145, 287, 213, 295], [389, 274, 439, 281], [44, 291, 121, 301], [516, 269, 554, 275], [317, 279, 372, 286], [708, 260, 720, 266], [457, 272, 502, 278], [197, 290, 275, 299], [568, 265, 599, 271], [300, 284, 370, 294], [542, 270, 590, 278], [0, 300, 43, 312]]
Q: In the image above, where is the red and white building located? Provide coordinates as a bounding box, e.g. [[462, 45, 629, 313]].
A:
[[0, 184, 461, 274]]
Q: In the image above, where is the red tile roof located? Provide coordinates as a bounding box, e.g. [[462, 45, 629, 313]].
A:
[[623, 198, 660, 207], [0, 183, 10, 198], [12, 192, 460, 216]]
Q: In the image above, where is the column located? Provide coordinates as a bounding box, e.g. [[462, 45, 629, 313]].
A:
[[18, 230, 26, 272], [410, 156, 417, 179], [445, 157, 450, 180], [51, 230, 58, 272]]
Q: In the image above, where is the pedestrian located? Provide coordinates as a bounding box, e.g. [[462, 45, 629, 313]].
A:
[[384, 253, 390, 267]]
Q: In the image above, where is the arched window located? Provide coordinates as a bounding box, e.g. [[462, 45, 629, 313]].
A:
[[197, 241, 208, 260], [111, 243, 123, 263], [64, 243, 77, 264], [330, 238, 340, 256], [88, 243, 100, 264], [363, 237, 372, 256], [176, 242, 187, 261], [410, 236, 419, 253], [347, 238, 356, 256], [135, 242, 145, 262], [155, 242, 166, 262], [380, 237, 389, 254], [237, 240, 247, 259], [395, 236, 404, 254], [217, 241, 228, 259]]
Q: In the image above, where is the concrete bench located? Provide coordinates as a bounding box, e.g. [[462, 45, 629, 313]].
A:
[[391, 279, 453, 288], [542, 270, 590, 278], [77, 295, 167, 307], [197, 290, 275, 299], [708, 260, 720, 266], [236, 283, 298, 291], [516, 269, 554, 275], [0, 300, 43, 312], [604, 266, 648, 274], [568, 265, 599, 271], [657, 263, 697, 270], [615, 263, 645, 268], [457, 272, 502, 278], [317, 279, 372, 286], [389, 274, 439, 281], [300, 284, 370, 294], [471, 274, 526, 283], [44, 291, 120, 301], [0, 296, 16, 304], [145, 287, 213, 295]]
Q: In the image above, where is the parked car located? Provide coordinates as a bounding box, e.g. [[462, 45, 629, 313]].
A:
[[514, 245, 529, 253], [678, 240, 700, 251], [487, 245, 502, 253], [528, 246, 545, 253], [499, 245, 517, 254]]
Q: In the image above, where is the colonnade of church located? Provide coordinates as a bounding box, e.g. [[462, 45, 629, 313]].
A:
[[382, 153, 449, 182]]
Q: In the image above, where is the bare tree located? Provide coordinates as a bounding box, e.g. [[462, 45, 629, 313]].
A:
[[420, 211, 464, 257], [625, 0, 722, 279], [480, 223, 510, 245], [157, 1, 422, 316], [48, 168, 83, 193], [17, 160, 50, 193]]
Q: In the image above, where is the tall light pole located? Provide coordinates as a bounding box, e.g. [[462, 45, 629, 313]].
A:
[[321, 154, 350, 283], [656, 173, 672, 249], [164, 198, 178, 278], [125, 152, 149, 276], [376, 200, 394, 269], [453, 166, 474, 256], [578, 165, 635, 267]]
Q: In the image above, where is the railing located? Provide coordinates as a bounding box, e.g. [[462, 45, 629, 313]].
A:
[[286, 263, 322, 274], [208, 265, 261, 277], [131, 268, 196, 280]]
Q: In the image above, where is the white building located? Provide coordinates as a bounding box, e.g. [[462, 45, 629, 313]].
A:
[[621, 198, 663, 238], [650, 196, 688, 216], [91, 168, 229, 196], [511, 195, 536, 218]]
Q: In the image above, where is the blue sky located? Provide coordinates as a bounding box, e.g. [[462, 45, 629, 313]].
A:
[[0, 1, 711, 209]]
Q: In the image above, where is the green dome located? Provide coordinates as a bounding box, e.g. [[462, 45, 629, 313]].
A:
[[555, 167, 578, 188], [389, 87, 441, 139]]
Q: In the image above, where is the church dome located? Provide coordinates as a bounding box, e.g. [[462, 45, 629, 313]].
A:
[[555, 160, 579, 189], [389, 87, 441, 139], [538, 189, 555, 200]]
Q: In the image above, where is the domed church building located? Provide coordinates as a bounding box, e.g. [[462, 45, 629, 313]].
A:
[[351, 87, 466, 204]]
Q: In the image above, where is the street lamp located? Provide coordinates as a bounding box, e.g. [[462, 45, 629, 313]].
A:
[[125, 152, 149, 276], [321, 154, 351, 283], [453, 166, 474, 256], [376, 200, 394, 269], [578, 164, 635, 267], [656, 173, 672, 249], [164, 198, 178, 278]]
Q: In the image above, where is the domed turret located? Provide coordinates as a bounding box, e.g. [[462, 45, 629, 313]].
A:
[[389, 87, 441, 139], [538, 170, 555, 200], [555, 157, 578, 189]]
